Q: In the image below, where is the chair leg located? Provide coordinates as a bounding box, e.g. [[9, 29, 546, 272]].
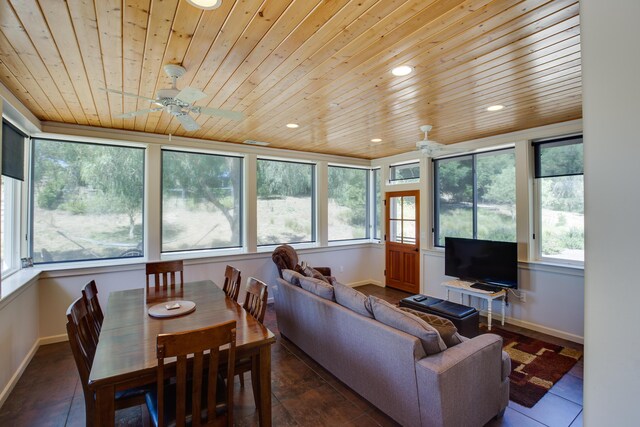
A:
[[250, 356, 260, 411]]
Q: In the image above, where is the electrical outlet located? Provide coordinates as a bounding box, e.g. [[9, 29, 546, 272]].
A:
[[519, 292, 526, 303]]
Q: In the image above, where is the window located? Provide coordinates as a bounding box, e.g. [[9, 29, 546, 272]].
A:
[[328, 166, 369, 241], [434, 149, 516, 246], [162, 150, 242, 252], [372, 168, 382, 240], [257, 159, 314, 245], [389, 162, 419, 184], [31, 139, 145, 263], [534, 136, 584, 262], [1, 176, 20, 276]]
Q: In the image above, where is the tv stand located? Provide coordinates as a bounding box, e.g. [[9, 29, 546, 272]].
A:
[[442, 280, 506, 331]]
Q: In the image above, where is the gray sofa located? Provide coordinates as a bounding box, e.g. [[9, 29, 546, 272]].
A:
[[274, 277, 510, 427]]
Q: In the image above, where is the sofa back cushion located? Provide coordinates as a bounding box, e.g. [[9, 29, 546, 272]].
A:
[[333, 281, 373, 318], [399, 307, 464, 348], [282, 269, 305, 287], [369, 296, 446, 355], [299, 276, 335, 301]]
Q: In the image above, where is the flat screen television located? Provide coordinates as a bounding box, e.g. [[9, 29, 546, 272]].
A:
[[444, 237, 518, 289]]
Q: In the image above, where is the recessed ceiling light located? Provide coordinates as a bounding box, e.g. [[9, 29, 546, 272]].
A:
[[286, 123, 299, 129], [371, 138, 382, 143], [391, 65, 413, 76], [186, 0, 222, 9], [487, 105, 505, 111]]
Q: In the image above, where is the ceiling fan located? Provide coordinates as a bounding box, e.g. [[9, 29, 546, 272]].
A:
[[102, 64, 243, 131], [415, 125, 464, 157]]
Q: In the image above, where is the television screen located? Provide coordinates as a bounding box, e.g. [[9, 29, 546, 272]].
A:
[[444, 237, 518, 288]]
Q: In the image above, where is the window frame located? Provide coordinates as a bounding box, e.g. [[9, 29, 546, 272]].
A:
[[256, 157, 316, 247], [433, 147, 516, 247], [161, 148, 245, 254], [532, 135, 584, 265], [371, 167, 381, 241], [327, 164, 371, 242], [389, 161, 420, 184], [29, 137, 146, 264]]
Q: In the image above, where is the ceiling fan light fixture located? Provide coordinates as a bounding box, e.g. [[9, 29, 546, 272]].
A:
[[371, 138, 382, 143], [186, 0, 222, 10], [487, 104, 505, 111], [286, 123, 300, 129], [391, 65, 413, 76]]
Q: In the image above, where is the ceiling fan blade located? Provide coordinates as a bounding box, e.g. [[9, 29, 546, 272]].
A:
[[116, 108, 163, 119], [175, 87, 207, 104], [195, 107, 244, 121], [100, 87, 159, 104], [176, 114, 200, 131]]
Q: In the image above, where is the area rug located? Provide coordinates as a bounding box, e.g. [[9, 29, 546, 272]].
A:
[[482, 326, 583, 408]]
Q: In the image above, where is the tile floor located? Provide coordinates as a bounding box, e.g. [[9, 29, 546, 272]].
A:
[[0, 284, 583, 426]]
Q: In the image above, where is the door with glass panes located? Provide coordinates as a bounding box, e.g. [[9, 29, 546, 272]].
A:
[[385, 191, 420, 293]]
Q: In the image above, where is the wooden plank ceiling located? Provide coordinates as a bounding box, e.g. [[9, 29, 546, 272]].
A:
[[0, 0, 581, 159]]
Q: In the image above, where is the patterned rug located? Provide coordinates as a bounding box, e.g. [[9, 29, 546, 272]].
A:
[[482, 326, 583, 408]]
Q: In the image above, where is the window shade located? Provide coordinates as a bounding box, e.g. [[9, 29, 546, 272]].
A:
[[533, 135, 583, 178], [2, 120, 26, 181]]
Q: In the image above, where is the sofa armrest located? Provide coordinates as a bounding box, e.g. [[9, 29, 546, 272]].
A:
[[314, 266, 332, 277], [415, 334, 507, 427]]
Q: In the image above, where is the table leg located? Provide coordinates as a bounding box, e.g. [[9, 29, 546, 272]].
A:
[[501, 296, 506, 326], [487, 298, 493, 331], [257, 345, 272, 427], [94, 385, 115, 427]]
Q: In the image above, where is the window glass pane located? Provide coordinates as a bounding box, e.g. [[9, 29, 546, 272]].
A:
[[162, 150, 242, 252], [389, 219, 402, 243], [476, 150, 516, 242], [403, 196, 416, 220], [535, 137, 583, 178], [403, 220, 416, 244], [257, 159, 314, 245], [435, 156, 473, 246], [390, 196, 402, 220], [540, 175, 584, 261], [389, 162, 419, 183], [328, 166, 368, 240], [32, 139, 144, 263], [373, 169, 381, 240], [1, 176, 10, 273]]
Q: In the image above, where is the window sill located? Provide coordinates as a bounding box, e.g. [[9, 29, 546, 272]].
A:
[[0, 268, 41, 309]]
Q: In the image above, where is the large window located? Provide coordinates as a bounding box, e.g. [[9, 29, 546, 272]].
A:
[[534, 136, 584, 262], [31, 139, 145, 263], [257, 159, 314, 245], [162, 150, 242, 252], [434, 149, 516, 246], [328, 166, 369, 241]]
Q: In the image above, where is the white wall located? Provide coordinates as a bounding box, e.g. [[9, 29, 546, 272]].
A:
[[423, 252, 584, 342], [37, 244, 379, 340], [582, 0, 640, 425]]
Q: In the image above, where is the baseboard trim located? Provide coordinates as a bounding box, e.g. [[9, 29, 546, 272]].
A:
[[346, 279, 384, 288], [40, 334, 68, 346], [0, 339, 39, 409], [479, 310, 584, 344]]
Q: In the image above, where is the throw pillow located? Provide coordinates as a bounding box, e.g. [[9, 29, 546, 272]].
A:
[[399, 307, 463, 347], [333, 281, 373, 318], [299, 276, 335, 301], [302, 265, 331, 284], [369, 296, 446, 355], [282, 269, 305, 287]]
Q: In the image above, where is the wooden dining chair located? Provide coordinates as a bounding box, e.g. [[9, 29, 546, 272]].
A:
[[66, 297, 146, 426], [222, 265, 241, 302], [236, 277, 268, 404], [82, 280, 103, 343], [146, 320, 237, 427], [146, 260, 184, 302]]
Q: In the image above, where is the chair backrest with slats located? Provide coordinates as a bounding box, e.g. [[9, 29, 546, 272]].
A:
[[242, 277, 268, 324], [156, 321, 237, 427], [66, 297, 98, 422], [146, 260, 184, 302], [222, 265, 241, 302], [82, 280, 103, 342]]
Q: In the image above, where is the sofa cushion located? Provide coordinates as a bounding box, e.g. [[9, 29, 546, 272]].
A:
[[299, 276, 335, 301], [302, 265, 331, 284], [400, 307, 463, 348], [333, 281, 373, 318], [369, 296, 446, 355], [282, 269, 305, 287]]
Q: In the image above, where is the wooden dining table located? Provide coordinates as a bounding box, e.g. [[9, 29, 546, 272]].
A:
[[88, 280, 276, 426]]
